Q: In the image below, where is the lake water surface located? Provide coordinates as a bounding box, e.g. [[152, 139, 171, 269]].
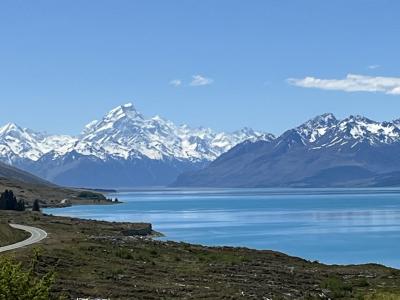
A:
[[45, 188, 400, 268]]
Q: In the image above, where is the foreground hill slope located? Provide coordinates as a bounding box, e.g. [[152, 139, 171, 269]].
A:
[[2, 211, 400, 299], [0, 161, 105, 206], [174, 113, 400, 187], [0, 160, 52, 186]]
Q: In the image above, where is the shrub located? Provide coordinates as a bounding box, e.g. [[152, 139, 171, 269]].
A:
[[77, 191, 105, 200], [115, 248, 134, 260], [321, 276, 352, 298], [0, 256, 55, 299]]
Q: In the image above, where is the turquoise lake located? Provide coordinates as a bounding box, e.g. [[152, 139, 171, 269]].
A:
[[44, 188, 400, 268]]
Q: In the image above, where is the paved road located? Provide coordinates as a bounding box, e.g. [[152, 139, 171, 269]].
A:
[[0, 224, 47, 253]]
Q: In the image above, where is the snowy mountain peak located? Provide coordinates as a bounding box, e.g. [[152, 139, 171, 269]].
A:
[[294, 113, 400, 147], [103, 102, 143, 123], [393, 118, 400, 126], [343, 115, 373, 124], [232, 127, 275, 142], [321, 112, 336, 120], [234, 127, 257, 135], [53, 103, 274, 162], [297, 113, 338, 143], [82, 120, 99, 135], [304, 113, 338, 127], [0, 123, 67, 162], [0, 122, 23, 135], [336, 116, 400, 144]]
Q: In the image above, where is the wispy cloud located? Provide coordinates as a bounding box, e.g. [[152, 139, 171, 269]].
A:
[[368, 64, 381, 70], [288, 74, 400, 95], [169, 79, 182, 87], [190, 74, 213, 86]]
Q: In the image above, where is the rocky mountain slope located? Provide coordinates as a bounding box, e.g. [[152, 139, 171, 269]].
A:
[[173, 113, 400, 187]]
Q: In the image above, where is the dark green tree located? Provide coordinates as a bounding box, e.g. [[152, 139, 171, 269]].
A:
[[16, 199, 26, 211], [0, 190, 18, 210], [32, 199, 41, 212], [0, 191, 5, 210], [0, 190, 25, 211]]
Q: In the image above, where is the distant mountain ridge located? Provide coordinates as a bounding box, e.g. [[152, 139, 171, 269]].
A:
[[0, 103, 273, 188], [173, 113, 400, 188], [0, 160, 52, 186], [0, 156, 108, 207]]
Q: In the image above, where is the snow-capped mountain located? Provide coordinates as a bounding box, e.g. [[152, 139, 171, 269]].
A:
[[174, 113, 400, 188], [78, 103, 273, 161], [296, 113, 338, 143], [0, 103, 273, 187], [295, 113, 400, 147], [0, 123, 77, 163]]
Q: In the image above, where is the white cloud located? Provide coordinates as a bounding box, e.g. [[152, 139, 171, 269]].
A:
[[169, 79, 182, 87], [391, 87, 400, 95], [190, 74, 213, 86], [368, 64, 380, 70], [288, 74, 400, 95]]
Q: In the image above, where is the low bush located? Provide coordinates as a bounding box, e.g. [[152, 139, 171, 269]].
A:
[[0, 255, 55, 299]]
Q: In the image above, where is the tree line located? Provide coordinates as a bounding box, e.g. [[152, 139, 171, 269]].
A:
[[0, 190, 41, 212], [0, 190, 25, 211]]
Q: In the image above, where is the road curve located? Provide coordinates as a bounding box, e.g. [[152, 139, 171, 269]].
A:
[[0, 224, 47, 253]]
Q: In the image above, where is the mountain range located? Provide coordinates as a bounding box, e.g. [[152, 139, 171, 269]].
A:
[[0, 103, 273, 188], [173, 113, 400, 188]]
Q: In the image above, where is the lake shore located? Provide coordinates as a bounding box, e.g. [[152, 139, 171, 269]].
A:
[[2, 210, 400, 299], [47, 188, 400, 269]]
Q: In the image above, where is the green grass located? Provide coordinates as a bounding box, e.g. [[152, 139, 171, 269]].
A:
[[363, 292, 400, 300], [321, 276, 353, 298]]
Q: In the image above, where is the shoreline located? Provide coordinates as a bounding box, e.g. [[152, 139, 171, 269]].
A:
[[2, 210, 400, 299], [42, 198, 122, 209], [44, 201, 399, 270]]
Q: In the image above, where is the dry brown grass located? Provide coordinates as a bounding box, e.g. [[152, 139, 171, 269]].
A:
[[1, 210, 400, 299], [0, 177, 108, 208], [0, 220, 29, 246]]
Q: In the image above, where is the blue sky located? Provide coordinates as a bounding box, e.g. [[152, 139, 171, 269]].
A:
[[1, 0, 400, 135]]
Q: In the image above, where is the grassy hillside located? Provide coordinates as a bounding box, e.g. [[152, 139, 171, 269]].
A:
[[0, 162, 109, 207], [0, 177, 108, 207], [2, 210, 400, 300], [0, 220, 29, 247], [0, 161, 52, 186]]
